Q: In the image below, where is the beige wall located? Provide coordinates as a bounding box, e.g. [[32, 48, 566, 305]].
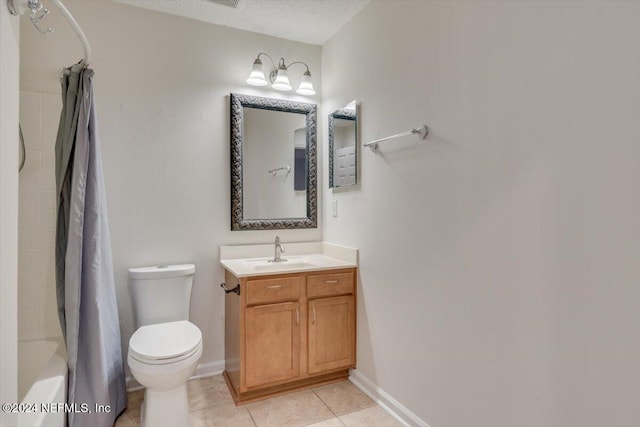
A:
[[322, 1, 640, 426], [19, 1, 321, 376], [0, 3, 20, 425]]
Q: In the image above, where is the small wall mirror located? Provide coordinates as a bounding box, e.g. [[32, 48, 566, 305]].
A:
[[230, 93, 317, 230], [329, 100, 358, 188]]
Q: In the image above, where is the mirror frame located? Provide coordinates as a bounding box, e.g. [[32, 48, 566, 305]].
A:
[[328, 106, 357, 188], [230, 93, 317, 230]]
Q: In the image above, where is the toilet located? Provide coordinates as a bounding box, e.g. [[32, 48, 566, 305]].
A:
[[127, 264, 202, 427]]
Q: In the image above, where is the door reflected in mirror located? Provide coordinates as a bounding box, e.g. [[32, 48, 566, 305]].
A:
[[329, 100, 357, 188]]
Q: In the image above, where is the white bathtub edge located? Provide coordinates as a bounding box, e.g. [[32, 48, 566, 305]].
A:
[[18, 343, 67, 427]]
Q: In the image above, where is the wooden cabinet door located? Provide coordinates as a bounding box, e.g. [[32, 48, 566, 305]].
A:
[[308, 296, 355, 374], [245, 301, 300, 388]]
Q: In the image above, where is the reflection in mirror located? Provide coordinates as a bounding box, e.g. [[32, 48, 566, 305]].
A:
[[243, 108, 306, 219], [230, 93, 317, 230], [329, 100, 357, 188]]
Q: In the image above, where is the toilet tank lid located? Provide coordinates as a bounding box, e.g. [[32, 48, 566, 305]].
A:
[[128, 264, 195, 279]]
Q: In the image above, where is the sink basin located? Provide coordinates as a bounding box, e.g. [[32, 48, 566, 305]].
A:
[[245, 258, 322, 271], [219, 246, 358, 277]]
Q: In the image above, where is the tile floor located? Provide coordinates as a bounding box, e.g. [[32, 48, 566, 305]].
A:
[[114, 375, 402, 427]]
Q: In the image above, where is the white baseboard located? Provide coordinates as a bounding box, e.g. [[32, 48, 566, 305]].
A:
[[126, 359, 225, 392], [349, 369, 429, 427]]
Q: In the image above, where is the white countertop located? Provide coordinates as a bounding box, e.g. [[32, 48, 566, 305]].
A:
[[220, 242, 358, 277]]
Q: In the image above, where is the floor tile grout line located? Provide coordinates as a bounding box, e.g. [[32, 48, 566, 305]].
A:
[[301, 416, 346, 427], [188, 397, 236, 414], [312, 383, 378, 419], [309, 387, 349, 426], [246, 388, 338, 427], [245, 405, 259, 427], [311, 387, 340, 419], [187, 377, 236, 413]]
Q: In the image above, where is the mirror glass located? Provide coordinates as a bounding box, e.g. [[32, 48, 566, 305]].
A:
[[230, 93, 317, 230], [243, 108, 306, 219], [329, 100, 358, 188]]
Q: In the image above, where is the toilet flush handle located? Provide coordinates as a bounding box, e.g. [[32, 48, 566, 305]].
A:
[[220, 283, 240, 296]]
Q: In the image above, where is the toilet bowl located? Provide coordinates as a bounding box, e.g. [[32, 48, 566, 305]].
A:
[[127, 264, 202, 427], [128, 320, 202, 427]]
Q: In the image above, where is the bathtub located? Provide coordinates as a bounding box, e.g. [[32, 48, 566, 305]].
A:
[[18, 339, 67, 427]]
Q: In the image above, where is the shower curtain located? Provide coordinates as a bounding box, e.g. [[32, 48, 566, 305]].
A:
[[55, 63, 127, 427]]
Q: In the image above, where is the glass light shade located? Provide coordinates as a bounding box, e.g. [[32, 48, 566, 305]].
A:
[[246, 59, 268, 86], [296, 71, 316, 95], [272, 68, 292, 91]]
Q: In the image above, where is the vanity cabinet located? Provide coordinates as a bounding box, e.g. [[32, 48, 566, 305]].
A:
[[223, 267, 356, 403]]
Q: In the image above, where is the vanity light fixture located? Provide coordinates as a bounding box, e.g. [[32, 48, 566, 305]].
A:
[[246, 53, 316, 96]]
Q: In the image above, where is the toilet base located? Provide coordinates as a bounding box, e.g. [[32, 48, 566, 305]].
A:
[[141, 384, 189, 427]]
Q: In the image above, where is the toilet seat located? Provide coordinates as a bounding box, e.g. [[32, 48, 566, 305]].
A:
[[129, 320, 202, 365]]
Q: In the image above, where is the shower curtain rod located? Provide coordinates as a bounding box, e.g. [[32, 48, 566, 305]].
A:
[[51, 0, 92, 66]]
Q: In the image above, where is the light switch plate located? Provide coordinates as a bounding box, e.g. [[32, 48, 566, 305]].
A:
[[332, 200, 338, 217]]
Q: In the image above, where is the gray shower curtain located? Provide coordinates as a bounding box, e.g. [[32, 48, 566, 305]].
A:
[[55, 63, 127, 427]]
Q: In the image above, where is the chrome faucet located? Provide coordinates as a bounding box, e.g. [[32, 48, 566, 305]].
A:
[[271, 236, 286, 263]]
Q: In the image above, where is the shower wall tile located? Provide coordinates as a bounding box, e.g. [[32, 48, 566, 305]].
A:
[[20, 128, 41, 151], [18, 308, 41, 338], [18, 190, 39, 211], [19, 111, 40, 131], [42, 178, 56, 192], [18, 287, 39, 309], [41, 113, 60, 135], [40, 190, 56, 208], [18, 91, 62, 341], [18, 210, 39, 231], [23, 150, 41, 171], [17, 268, 39, 290], [19, 92, 40, 113], [19, 230, 42, 250], [43, 306, 61, 338], [19, 172, 41, 191], [18, 250, 38, 271], [41, 210, 56, 229], [41, 94, 60, 114], [41, 152, 55, 172]]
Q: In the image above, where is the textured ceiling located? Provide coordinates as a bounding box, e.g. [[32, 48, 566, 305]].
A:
[[115, 0, 370, 45]]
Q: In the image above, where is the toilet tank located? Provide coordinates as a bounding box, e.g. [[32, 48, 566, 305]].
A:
[[129, 264, 195, 328]]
